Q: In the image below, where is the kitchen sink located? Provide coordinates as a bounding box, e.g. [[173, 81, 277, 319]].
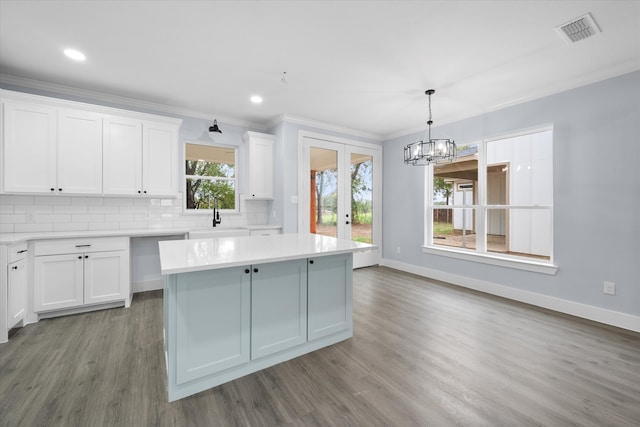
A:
[[188, 228, 250, 239]]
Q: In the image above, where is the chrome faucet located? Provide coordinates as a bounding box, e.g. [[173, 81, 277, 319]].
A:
[[212, 196, 222, 227]]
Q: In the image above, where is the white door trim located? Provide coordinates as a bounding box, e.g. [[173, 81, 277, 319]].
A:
[[297, 130, 382, 268]]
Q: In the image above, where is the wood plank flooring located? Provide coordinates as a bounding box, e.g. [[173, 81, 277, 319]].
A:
[[1, 266, 639, 426]]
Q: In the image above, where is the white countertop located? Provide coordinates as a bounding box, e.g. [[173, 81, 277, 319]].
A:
[[0, 225, 282, 245], [158, 233, 375, 275]]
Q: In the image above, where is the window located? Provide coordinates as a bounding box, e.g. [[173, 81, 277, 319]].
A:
[[185, 143, 238, 211], [427, 128, 553, 267]]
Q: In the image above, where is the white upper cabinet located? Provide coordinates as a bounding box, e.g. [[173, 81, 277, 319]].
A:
[[242, 131, 274, 199], [103, 117, 178, 196], [103, 115, 143, 195], [1, 90, 181, 197], [3, 101, 102, 194], [142, 121, 178, 196], [57, 109, 103, 194], [3, 100, 57, 193]]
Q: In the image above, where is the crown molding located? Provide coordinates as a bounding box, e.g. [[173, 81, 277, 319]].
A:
[[269, 113, 383, 142], [0, 73, 269, 131], [383, 63, 640, 142]]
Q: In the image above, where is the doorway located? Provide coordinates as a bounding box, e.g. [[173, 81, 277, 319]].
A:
[[298, 133, 381, 268]]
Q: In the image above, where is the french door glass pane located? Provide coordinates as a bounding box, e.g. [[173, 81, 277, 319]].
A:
[[310, 147, 338, 238], [350, 153, 373, 244]]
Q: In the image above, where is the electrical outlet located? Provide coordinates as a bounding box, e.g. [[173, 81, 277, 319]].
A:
[[603, 281, 616, 295]]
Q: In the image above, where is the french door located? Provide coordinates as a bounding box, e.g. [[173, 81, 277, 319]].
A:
[[299, 134, 381, 268]]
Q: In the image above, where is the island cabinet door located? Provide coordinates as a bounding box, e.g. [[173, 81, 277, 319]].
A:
[[175, 266, 251, 385], [251, 259, 307, 359], [307, 253, 353, 341]]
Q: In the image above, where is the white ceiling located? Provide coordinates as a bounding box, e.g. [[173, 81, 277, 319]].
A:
[[1, 0, 639, 140]]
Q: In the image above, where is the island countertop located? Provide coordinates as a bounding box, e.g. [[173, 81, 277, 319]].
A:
[[158, 233, 374, 275]]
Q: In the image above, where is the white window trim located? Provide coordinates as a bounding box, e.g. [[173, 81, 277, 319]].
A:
[[424, 126, 556, 273], [183, 141, 240, 215], [422, 245, 558, 274]]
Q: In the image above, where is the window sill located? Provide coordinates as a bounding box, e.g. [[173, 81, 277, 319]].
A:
[[422, 245, 558, 275]]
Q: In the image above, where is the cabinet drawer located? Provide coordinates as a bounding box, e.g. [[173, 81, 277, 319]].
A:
[[249, 228, 281, 236], [34, 237, 128, 256], [8, 242, 28, 263]]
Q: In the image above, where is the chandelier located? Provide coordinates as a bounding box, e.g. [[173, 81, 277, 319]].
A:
[[404, 89, 456, 166]]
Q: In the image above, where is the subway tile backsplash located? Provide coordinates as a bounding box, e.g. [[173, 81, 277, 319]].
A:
[[0, 193, 269, 233]]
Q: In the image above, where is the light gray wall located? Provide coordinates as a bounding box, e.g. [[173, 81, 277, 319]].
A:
[[383, 70, 640, 316]]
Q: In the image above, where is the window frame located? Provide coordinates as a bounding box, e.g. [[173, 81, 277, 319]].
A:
[[183, 141, 240, 215], [423, 126, 557, 274]]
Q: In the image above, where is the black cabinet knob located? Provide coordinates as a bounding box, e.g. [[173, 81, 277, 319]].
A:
[[253, 268, 259, 273], [11, 266, 18, 270], [346, 221, 350, 224], [58, 188, 62, 192], [50, 188, 55, 192], [245, 269, 250, 274], [309, 260, 314, 264], [138, 190, 141, 194], [78, 256, 82, 259], [143, 190, 147, 194], [84, 255, 89, 259]]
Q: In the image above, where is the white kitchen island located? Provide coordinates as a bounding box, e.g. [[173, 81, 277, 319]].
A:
[[158, 233, 373, 402]]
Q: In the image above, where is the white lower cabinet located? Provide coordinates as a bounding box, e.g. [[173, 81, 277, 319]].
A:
[[34, 253, 84, 311], [33, 237, 129, 313], [2, 242, 29, 342], [84, 251, 130, 305], [8, 255, 27, 329]]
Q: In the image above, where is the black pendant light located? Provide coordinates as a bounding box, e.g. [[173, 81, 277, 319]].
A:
[[209, 119, 222, 134], [404, 89, 456, 166]]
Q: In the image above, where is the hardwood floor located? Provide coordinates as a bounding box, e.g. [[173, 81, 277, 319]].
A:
[[1, 266, 639, 426]]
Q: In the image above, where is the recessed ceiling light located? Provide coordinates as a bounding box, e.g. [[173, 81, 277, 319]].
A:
[[64, 48, 86, 61], [250, 95, 263, 104]]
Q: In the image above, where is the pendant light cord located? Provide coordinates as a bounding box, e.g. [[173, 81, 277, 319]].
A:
[[422, 91, 433, 144]]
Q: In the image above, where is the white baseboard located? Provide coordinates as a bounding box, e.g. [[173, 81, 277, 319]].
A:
[[380, 258, 640, 333], [133, 279, 164, 293]]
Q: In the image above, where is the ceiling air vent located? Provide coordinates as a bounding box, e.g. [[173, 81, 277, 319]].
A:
[[556, 13, 601, 44]]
